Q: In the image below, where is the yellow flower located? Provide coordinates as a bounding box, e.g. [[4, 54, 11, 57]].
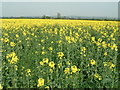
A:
[[40, 61, 44, 65], [11, 56, 18, 63], [19, 40, 22, 43], [45, 86, 50, 89], [94, 73, 102, 80], [98, 38, 102, 42], [41, 39, 45, 42], [16, 34, 19, 38], [43, 58, 49, 63], [4, 33, 8, 36], [50, 69, 53, 73], [91, 37, 95, 41], [104, 52, 107, 56], [111, 44, 118, 51], [103, 62, 108, 67], [81, 47, 86, 52], [31, 33, 34, 36], [71, 65, 78, 73], [8, 56, 19, 64], [110, 63, 115, 69], [37, 78, 44, 87], [14, 65, 18, 70], [49, 61, 55, 68], [102, 41, 107, 48], [108, 43, 111, 47], [57, 40, 62, 44], [22, 66, 25, 70], [48, 47, 53, 51], [51, 41, 54, 43], [98, 77, 102, 80], [79, 38, 83, 42], [11, 52, 16, 57], [26, 69, 31, 73], [42, 51, 45, 55], [66, 61, 70, 65], [90, 59, 96, 65], [6, 54, 11, 59], [64, 68, 70, 74], [10, 42, 16, 47], [22, 31, 26, 36], [58, 63, 62, 68], [42, 47, 45, 50], [94, 73, 99, 78], [95, 42, 100, 46], [57, 52, 64, 59], [35, 51, 38, 54], [4, 38, 9, 43], [25, 69, 31, 76], [0, 84, 3, 89]]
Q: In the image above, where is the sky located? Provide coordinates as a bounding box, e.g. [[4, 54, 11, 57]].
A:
[[1, 2, 119, 18], [1, 0, 120, 2]]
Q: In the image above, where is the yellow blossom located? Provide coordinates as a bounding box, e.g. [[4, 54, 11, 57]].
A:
[[40, 61, 44, 65], [43, 58, 49, 63], [104, 52, 107, 56], [58, 63, 62, 68], [90, 59, 96, 65], [42, 47, 45, 50], [98, 38, 102, 42], [91, 37, 95, 41], [49, 61, 55, 68], [48, 47, 53, 51], [22, 31, 26, 36], [8, 55, 19, 64], [94, 73, 99, 78], [50, 69, 53, 73], [94, 73, 102, 80], [0, 84, 3, 89], [71, 65, 78, 73], [64, 67, 70, 74], [103, 62, 108, 67], [16, 34, 19, 38], [42, 51, 45, 55], [4, 38, 9, 42], [41, 39, 45, 42], [14, 65, 18, 70], [102, 41, 107, 48], [10, 42, 16, 47], [45, 86, 50, 88], [25, 69, 31, 76], [37, 78, 44, 87], [57, 52, 64, 59], [66, 61, 70, 65], [26, 69, 31, 73], [98, 77, 102, 80], [110, 63, 115, 69]]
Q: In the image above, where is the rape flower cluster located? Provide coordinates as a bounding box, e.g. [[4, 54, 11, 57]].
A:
[[1, 19, 118, 88], [90, 59, 96, 65], [64, 65, 80, 74], [6, 52, 19, 64], [37, 78, 44, 87], [57, 52, 64, 59]]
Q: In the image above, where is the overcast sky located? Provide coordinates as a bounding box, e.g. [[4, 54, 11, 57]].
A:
[[1, 2, 118, 18], [1, 0, 119, 2]]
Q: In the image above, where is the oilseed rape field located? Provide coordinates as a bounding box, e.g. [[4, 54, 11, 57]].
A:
[[1, 19, 119, 88]]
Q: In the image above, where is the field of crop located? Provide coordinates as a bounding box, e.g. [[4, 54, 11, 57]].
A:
[[1, 19, 119, 88]]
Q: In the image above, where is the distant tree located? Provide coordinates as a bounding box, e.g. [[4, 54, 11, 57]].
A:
[[46, 16, 51, 19], [42, 15, 51, 19], [57, 13, 61, 19], [42, 15, 46, 19]]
